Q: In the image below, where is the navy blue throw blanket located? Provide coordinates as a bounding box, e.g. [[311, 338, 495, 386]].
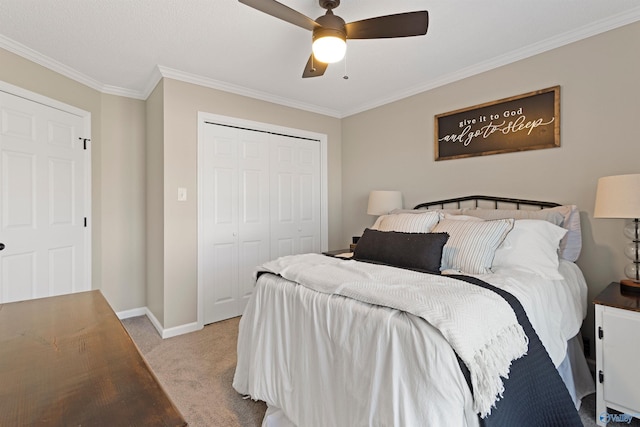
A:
[[450, 274, 582, 427]]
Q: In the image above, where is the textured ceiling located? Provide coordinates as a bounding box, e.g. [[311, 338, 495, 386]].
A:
[[1, 0, 639, 117]]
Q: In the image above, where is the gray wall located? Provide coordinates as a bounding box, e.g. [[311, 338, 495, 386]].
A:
[[146, 81, 165, 324], [159, 78, 342, 329], [341, 21, 640, 349], [100, 94, 147, 311]]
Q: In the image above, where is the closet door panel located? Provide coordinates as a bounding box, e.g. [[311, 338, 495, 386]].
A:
[[271, 141, 296, 257], [296, 140, 321, 254], [202, 124, 240, 324], [237, 131, 270, 310], [270, 135, 321, 256]]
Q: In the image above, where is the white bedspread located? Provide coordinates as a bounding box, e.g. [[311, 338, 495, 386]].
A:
[[259, 254, 527, 417], [233, 258, 588, 427]]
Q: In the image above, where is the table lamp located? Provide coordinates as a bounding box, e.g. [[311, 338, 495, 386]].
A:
[[367, 190, 403, 216], [594, 174, 640, 293]]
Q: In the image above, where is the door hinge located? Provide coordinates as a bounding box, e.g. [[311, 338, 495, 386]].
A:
[[599, 370, 604, 383], [84, 217, 87, 227], [598, 326, 603, 339], [79, 137, 91, 150]]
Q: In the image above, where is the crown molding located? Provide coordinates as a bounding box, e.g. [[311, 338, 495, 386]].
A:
[[141, 66, 164, 99], [101, 84, 147, 100], [156, 65, 342, 118], [0, 34, 148, 100], [2, 5, 640, 117], [341, 6, 640, 117], [0, 34, 104, 93]]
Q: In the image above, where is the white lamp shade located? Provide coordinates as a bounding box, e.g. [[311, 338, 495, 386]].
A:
[[594, 174, 640, 218], [367, 191, 403, 215]]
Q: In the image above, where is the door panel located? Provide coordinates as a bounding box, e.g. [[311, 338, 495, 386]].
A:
[[1, 252, 36, 303], [2, 150, 35, 228], [237, 133, 270, 311], [602, 307, 640, 411], [270, 135, 321, 257], [49, 245, 74, 295], [49, 158, 74, 225], [202, 124, 270, 324], [0, 90, 88, 303], [202, 124, 239, 324]]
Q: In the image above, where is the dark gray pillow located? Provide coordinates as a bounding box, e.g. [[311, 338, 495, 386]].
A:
[[353, 229, 449, 274]]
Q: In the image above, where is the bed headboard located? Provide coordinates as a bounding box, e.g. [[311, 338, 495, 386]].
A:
[[413, 195, 560, 210]]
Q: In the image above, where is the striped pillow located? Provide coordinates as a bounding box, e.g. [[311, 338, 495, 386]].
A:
[[432, 218, 515, 274], [378, 212, 440, 233]]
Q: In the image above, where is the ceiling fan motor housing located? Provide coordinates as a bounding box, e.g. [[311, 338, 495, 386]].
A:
[[313, 12, 347, 42]]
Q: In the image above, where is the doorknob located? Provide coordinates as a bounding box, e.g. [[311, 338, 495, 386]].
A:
[[0, 243, 5, 251]]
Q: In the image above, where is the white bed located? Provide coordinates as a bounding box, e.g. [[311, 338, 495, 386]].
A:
[[233, 196, 595, 427]]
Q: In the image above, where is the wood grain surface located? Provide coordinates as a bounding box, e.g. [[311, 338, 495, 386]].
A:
[[0, 290, 187, 426]]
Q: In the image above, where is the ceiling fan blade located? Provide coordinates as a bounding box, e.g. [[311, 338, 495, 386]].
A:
[[345, 11, 428, 39], [302, 55, 328, 78], [239, 0, 319, 31]]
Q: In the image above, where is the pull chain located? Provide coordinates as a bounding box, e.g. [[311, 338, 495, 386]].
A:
[[343, 51, 349, 80]]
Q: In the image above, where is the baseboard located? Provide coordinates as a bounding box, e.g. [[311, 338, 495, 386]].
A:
[[160, 320, 201, 339], [116, 307, 147, 319], [117, 306, 202, 339], [143, 308, 202, 339]]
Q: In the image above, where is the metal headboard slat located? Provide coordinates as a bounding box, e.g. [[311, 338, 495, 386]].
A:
[[413, 195, 560, 210]]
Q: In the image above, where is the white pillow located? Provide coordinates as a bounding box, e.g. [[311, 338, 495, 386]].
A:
[[378, 211, 440, 233], [432, 218, 514, 274], [460, 205, 582, 262], [493, 219, 567, 280]]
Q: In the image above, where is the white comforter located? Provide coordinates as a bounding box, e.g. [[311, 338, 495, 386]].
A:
[[233, 257, 588, 427], [258, 254, 528, 417]]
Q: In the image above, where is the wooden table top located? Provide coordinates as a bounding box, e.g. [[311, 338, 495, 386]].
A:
[[593, 282, 640, 312], [0, 290, 187, 426]]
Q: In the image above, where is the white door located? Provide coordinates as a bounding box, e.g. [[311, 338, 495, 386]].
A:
[[0, 89, 89, 303], [199, 115, 325, 326], [270, 134, 321, 258], [201, 124, 270, 324]]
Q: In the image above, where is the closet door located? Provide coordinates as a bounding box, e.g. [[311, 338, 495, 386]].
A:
[[270, 134, 321, 258], [200, 120, 322, 325], [201, 124, 269, 324]]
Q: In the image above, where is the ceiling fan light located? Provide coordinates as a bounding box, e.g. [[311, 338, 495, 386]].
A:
[[312, 35, 346, 64]]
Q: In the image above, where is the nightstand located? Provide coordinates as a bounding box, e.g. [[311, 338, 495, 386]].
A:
[[594, 282, 640, 426], [322, 249, 352, 258]]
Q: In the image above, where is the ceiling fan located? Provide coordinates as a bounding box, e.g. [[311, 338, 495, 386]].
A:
[[238, 0, 429, 78]]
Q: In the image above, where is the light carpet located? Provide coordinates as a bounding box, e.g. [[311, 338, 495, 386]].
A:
[[122, 315, 635, 427], [122, 315, 266, 427]]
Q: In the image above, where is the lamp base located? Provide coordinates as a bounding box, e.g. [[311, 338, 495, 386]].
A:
[[620, 279, 640, 294]]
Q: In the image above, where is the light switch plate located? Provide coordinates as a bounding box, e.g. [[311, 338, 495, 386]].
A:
[[178, 187, 187, 201]]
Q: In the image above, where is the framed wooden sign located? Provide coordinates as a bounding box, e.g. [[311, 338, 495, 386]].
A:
[[435, 86, 560, 161]]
